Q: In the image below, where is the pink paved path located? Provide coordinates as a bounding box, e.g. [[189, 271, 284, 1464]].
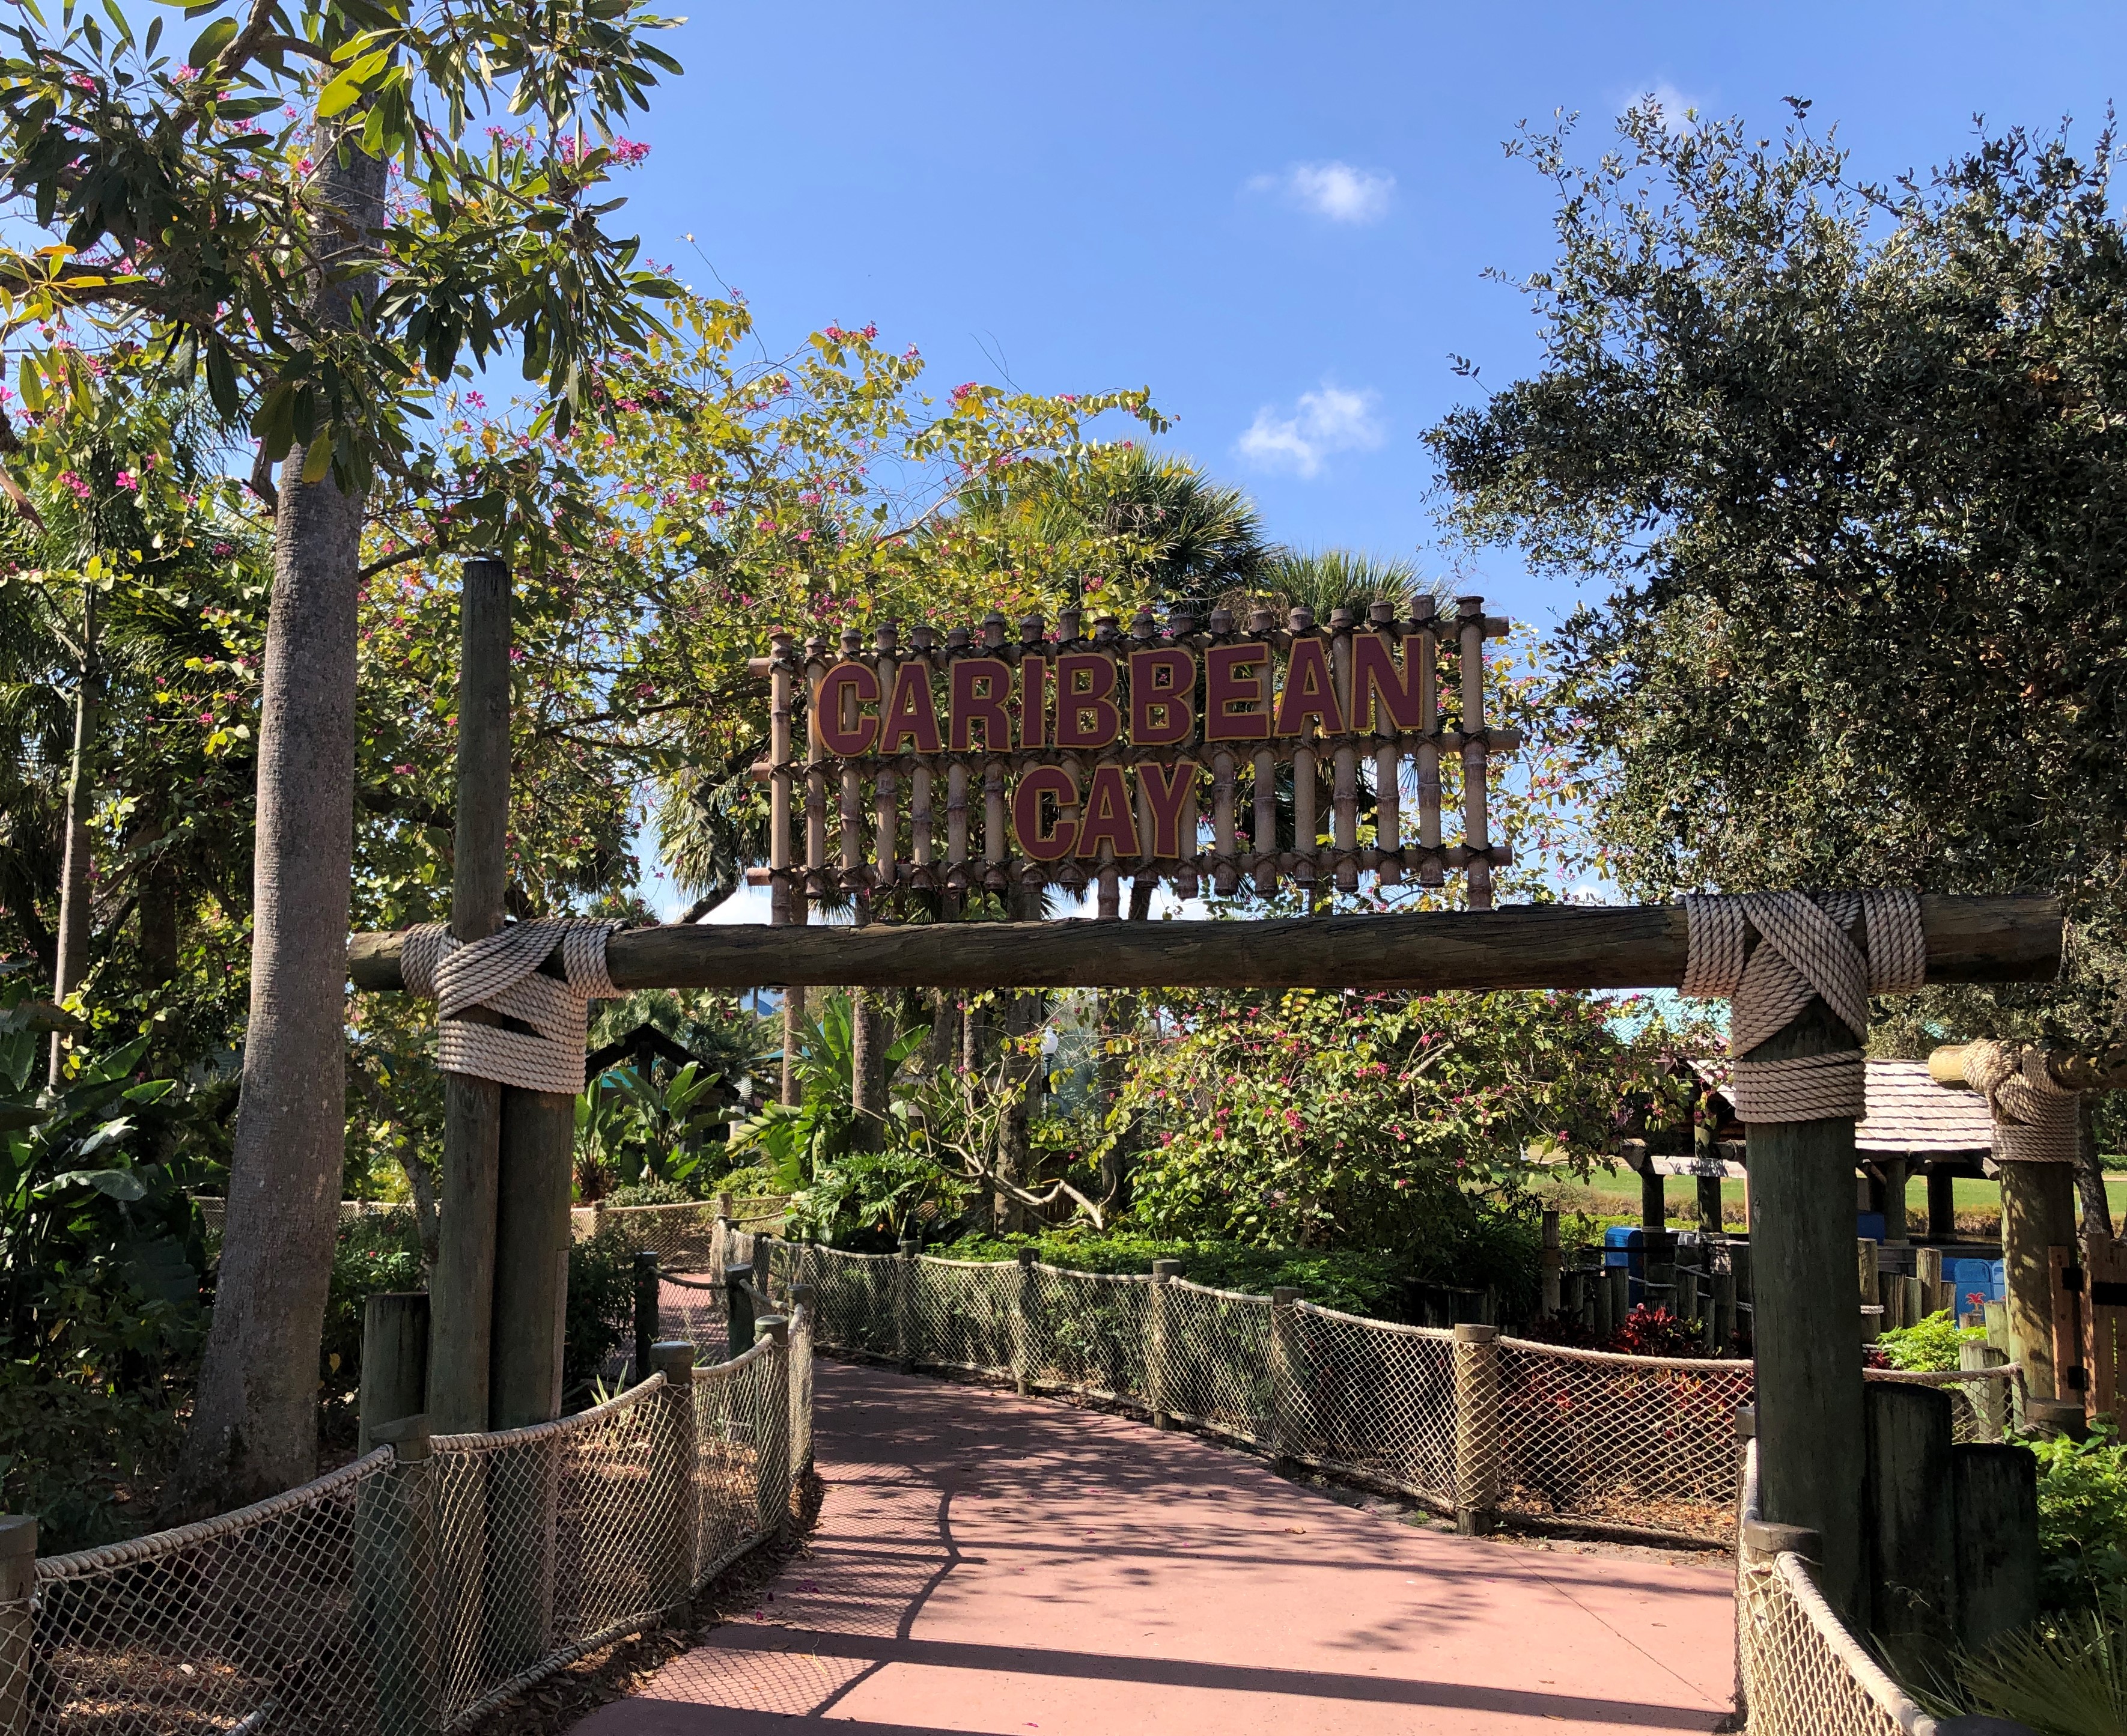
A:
[[578, 1362, 1736, 1736]]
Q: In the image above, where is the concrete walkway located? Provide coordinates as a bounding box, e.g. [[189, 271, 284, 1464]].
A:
[[579, 1362, 1736, 1736]]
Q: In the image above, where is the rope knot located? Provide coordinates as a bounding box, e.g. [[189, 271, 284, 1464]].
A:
[[1964, 1038, 2078, 1164], [1682, 891, 1926, 1123], [403, 918, 621, 1095]]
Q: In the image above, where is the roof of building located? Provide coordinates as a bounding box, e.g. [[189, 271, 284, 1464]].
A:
[[1686, 1056, 1994, 1155]]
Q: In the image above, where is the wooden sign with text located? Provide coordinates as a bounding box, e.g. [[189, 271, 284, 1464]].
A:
[[749, 595, 1516, 917]]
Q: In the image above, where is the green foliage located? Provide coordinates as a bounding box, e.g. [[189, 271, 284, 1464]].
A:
[[562, 1227, 637, 1404], [1117, 987, 1682, 1250], [575, 1060, 723, 1196], [1427, 97, 2127, 1044], [934, 1230, 1413, 1319], [787, 1149, 966, 1250], [1876, 1309, 1985, 1373], [1933, 1588, 2127, 1736], [2030, 1422, 2127, 1614]]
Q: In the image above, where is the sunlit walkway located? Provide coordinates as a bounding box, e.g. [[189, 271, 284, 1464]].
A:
[[577, 1360, 1735, 1735]]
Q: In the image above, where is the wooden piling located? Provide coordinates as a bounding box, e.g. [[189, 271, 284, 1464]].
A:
[[430, 557, 511, 1435], [491, 1085, 574, 1428], [1865, 1381, 1955, 1683], [1950, 1443, 2039, 1652], [359, 1291, 430, 1455], [1747, 1002, 1870, 1624], [2001, 1163, 2077, 1399]]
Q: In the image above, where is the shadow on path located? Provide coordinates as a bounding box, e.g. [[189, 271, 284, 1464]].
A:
[[577, 1361, 1736, 1735]]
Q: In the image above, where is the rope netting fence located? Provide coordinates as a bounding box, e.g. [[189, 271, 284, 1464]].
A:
[[1734, 1439, 1944, 1736], [765, 1241, 2019, 1544], [0, 1311, 813, 1735]]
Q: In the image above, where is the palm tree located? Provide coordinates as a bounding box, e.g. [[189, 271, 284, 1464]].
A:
[[1236, 548, 1448, 624]]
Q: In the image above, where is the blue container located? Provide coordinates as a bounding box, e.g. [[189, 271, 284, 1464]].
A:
[[1857, 1211, 1887, 1243], [1946, 1259, 2006, 1313], [1602, 1226, 1649, 1304]]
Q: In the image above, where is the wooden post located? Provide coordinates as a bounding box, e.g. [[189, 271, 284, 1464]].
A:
[[1917, 1247, 1945, 1317], [359, 1291, 430, 1455], [0, 1515, 32, 1736], [1539, 1209, 1562, 1315], [755, 1317, 792, 1540], [2001, 1162, 2077, 1399], [2086, 1234, 2127, 1425], [1747, 1001, 1871, 1623], [1950, 1443, 2039, 1652], [1712, 1267, 1738, 1354], [633, 1251, 660, 1382], [1926, 1167, 1958, 1242], [1640, 1163, 1666, 1231], [1012, 1246, 1035, 1395], [896, 1237, 919, 1371], [430, 555, 512, 1435], [2048, 1244, 2089, 1410], [1149, 1259, 1180, 1428], [1604, 1264, 1628, 1335], [491, 1085, 573, 1428], [1865, 1381, 1955, 1683], [725, 1260, 756, 1355], [1452, 1322, 1502, 1535], [651, 1341, 698, 1610], [1882, 1157, 1910, 1243], [359, 1414, 443, 1736], [1858, 1238, 1881, 1344], [1268, 1285, 1298, 1464], [1697, 1173, 1724, 1235]]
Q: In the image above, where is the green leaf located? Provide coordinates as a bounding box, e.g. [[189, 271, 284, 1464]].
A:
[[41, 1166, 145, 1201], [300, 431, 335, 483], [315, 47, 387, 118], [186, 14, 234, 65], [16, 358, 43, 413]]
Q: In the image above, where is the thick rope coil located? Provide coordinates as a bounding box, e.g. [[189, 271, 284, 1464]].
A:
[[1964, 1039, 2078, 1164], [403, 918, 621, 1094], [1682, 891, 1926, 1122]]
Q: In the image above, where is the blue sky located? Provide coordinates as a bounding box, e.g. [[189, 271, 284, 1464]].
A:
[[608, 0, 2127, 637], [616, 1, 2127, 919]]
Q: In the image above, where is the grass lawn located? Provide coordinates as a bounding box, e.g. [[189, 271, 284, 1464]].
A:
[[1546, 1167, 2127, 1234]]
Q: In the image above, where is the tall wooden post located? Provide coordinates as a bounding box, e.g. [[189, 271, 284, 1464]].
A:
[[1747, 1000, 1870, 1625], [2001, 1161, 2078, 1401], [359, 1291, 430, 1455], [492, 1086, 574, 1427], [430, 557, 511, 1434]]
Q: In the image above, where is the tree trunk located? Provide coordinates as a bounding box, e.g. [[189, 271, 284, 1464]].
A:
[[849, 988, 887, 1152], [48, 588, 100, 1084], [2079, 1094, 2113, 1241], [135, 793, 179, 987], [178, 131, 388, 1511], [780, 982, 805, 1106], [993, 883, 1047, 1233]]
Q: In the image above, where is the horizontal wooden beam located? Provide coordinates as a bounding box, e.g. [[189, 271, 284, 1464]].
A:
[[348, 894, 2059, 996], [1931, 1035, 2127, 1095]]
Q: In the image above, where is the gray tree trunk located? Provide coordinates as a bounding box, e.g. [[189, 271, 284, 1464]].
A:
[[849, 988, 887, 1152], [2079, 1094, 2113, 1241], [178, 132, 388, 1510], [47, 589, 100, 1085]]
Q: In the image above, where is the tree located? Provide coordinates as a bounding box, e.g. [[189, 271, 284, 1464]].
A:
[[0, 0, 684, 1503], [1427, 100, 2127, 1054]]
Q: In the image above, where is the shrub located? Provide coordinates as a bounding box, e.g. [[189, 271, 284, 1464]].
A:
[[1876, 1309, 1983, 1372], [2029, 1422, 2127, 1615], [565, 1227, 637, 1403]]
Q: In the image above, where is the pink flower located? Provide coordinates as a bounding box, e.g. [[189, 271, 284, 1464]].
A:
[[56, 471, 88, 500], [114, 470, 136, 490], [392, 763, 414, 775]]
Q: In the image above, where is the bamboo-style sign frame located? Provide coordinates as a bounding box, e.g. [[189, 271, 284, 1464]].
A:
[[747, 594, 1517, 919]]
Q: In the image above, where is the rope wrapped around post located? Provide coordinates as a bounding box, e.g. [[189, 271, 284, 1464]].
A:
[[403, 918, 621, 1094], [1682, 890, 1926, 1121], [1963, 1040, 2080, 1164]]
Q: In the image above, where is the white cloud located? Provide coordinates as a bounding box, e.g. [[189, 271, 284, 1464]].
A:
[[1246, 160, 1395, 225], [1636, 82, 1703, 136], [1235, 382, 1385, 479]]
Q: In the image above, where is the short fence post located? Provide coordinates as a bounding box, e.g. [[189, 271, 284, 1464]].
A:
[[1858, 1238, 1882, 1344], [1950, 1443, 2039, 1653], [1960, 1340, 2009, 1441], [725, 1261, 756, 1354], [1149, 1260, 1181, 1429], [0, 1515, 34, 1736], [359, 1291, 430, 1457], [359, 1415, 442, 1736], [1865, 1380, 1956, 1684], [1268, 1286, 1298, 1464], [788, 1286, 815, 1484], [896, 1237, 919, 1371], [633, 1251, 660, 1381], [755, 1229, 777, 1305], [1539, 1210, 1562, 1315], [1011, 1247, 1035, 1395], [1452, 1323, 1502, 1536], [756, 1317, 792, 1541], [650, 1341, 699, 1611]]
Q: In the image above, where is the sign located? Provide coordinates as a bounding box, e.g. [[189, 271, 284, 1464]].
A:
[[750, 595, 1516, 916]]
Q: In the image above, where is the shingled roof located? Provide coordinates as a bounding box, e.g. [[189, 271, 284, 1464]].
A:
[[1687, 1056, 1994, 1156]]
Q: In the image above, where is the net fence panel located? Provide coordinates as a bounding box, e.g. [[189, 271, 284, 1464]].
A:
[[692, 1342, 781, 1583], [1493, 1341, 1755, 1541], [1286, 1304, 1457, 1506], [1861, 1365, 2019, 1445], [781, 1245, 899, 1360], [906, 1258, 1017, 1379], [21, 1453, 413, 1736], [431, 1379, 684, 1726], [1020, 1267, 1151, 1406], [598, 1204, 722, 1272], [1737, 1552, 1932, 1736], [660, 1274, 728, 1365], [1158, 1281, 1274, 1448]]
